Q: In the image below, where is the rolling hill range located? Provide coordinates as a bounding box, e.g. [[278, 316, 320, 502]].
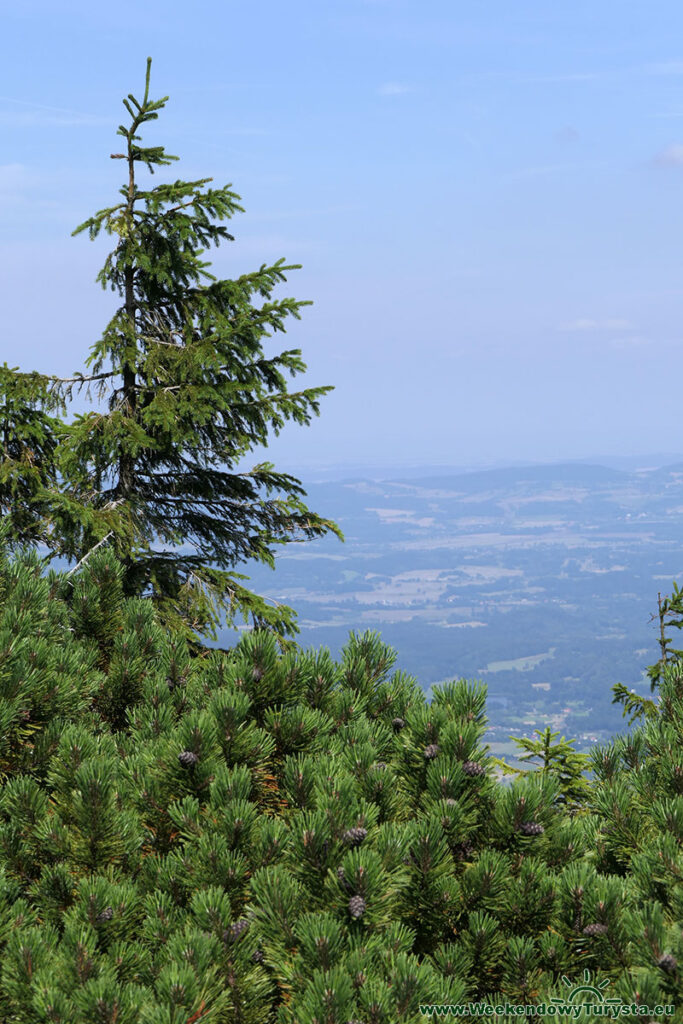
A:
[[219, 460, 683, 757]]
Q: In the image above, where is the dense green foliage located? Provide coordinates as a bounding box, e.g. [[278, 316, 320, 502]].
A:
[[0, 540, 680, 1023], [0, 366, 62, 549], [0, 59, 341, 645]]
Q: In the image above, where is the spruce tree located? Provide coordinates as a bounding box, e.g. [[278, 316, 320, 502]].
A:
[[2, 58, 341, 643], [498, 726, 593, 811], [0, 366, 64, 550]]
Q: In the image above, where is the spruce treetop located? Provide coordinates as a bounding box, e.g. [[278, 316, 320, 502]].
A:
[[3, 58, 342, 644]]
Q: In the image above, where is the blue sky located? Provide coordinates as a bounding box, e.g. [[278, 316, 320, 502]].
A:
[[5, 0, 683, 473]]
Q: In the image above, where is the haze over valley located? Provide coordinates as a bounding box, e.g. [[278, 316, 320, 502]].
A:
[[224, 458, 683, 761]]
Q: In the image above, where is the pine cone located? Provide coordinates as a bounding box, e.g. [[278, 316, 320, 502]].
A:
[[96, 906, 113, 922], [224, 918, 249, 943], [252, 666, 264, 682], [582, 923, 608, 937], [391, 717, 405, 731], [423, 743, 440, 760], [342, 827, 368, 847], [658, 954, 678, 973], [373, 762, 387, 771], [444, 798, 457, 806], [178, 750, 199, 768], [462, 760, 485, 777], [251, 949, 264, 964], [455, 839, 474, 861], [516, 821, 544, 836], [348, 895, 366, 919]]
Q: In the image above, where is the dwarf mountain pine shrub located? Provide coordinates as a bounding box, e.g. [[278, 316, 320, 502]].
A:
[[0, 541, 680, 1022]]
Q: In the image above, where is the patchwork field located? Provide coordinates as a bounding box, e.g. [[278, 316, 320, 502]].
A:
[[219, 460, 683, 754]]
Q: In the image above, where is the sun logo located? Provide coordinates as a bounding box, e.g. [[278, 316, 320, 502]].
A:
[[551, 969, 623, 1011]]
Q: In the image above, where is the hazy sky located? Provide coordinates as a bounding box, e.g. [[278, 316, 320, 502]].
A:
[[5, 1, 683, 473]]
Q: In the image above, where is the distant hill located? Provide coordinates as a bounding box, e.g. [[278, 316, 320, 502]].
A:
[[391, 462, 629, 490], [220, 459, 683, 758]]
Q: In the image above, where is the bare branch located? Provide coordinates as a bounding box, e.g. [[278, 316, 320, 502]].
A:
[[64, 531, 114, 581], [45, 371, 115, 385]]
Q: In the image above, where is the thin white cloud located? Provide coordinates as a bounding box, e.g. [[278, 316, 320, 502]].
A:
[[655, 144, 683, 166], [0, 164, 30, 191], [608, 336, 653, 349], [503, 160, 605, 182], [559, 318, 636, 333], [247, 204, 362, 223], [0, 164, 48, 198], [555, 125, 581, 143], [0, 95, 108, 127], [645, 61, 683, 75], [377, 82, 412, 97], [215, 233, 322, 257], [0, 163, 76, 222], [533, 72, 600, 83], [471, 62, 683, 89], [471, 70, 602, 85]]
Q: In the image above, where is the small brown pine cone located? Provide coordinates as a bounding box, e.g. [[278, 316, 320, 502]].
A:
[[455, 839, 474, 861], [462, 760, 485, 777], [224, 918, 249, 943], [391, 717, 405, 731], [348, 895, 366, 919], [516, 821, 544, 836], [342, 827, 368, 847], [423, 743, 440, 760], [96, 906, 113, 922], [658, 954, 678, 973], [178, 750, 199, 768], [582, 923, 608, 937]]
